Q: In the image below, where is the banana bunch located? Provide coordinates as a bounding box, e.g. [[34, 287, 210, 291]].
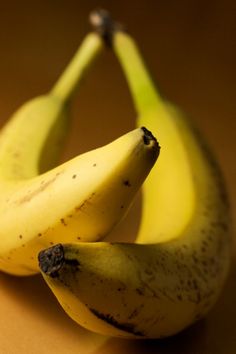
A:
[[39, 11, 232, 339], [0, 29, 159, 275]]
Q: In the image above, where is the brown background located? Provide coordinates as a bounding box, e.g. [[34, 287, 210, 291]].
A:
[[0, 1, 235, 353]]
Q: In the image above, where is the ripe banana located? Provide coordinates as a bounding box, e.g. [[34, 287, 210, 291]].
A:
[[0, 32, 103, 180], [39, 12, 231, 339], [0, 31, 104, 275], [0, 28, 159, 276], [0, 126, 158, 275]]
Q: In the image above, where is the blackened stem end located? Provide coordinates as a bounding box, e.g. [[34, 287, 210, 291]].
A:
[[141, 126, 159, 147], [89, 9, 125, 48], [38, 244, 64, 278]]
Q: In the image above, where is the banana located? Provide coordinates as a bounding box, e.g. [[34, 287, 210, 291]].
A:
[[0, 31, 104, 276], [0, 32, 103, 180], [39, 12, 231, 339], [0, 28, 159, 276], [0, 126, 159, 275]]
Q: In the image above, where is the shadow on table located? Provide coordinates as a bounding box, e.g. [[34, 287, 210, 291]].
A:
[[0, 271, 92, 337]]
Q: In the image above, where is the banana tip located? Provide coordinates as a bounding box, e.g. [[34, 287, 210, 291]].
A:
[[38, 244, 64, 278], [141, 127, 160, 156], [141, 127, 156, 145], [89, 9, 125, 47]]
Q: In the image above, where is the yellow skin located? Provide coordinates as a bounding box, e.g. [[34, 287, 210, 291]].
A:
[[39, 29, 231, 338], [0, 33, 103, 181], [0, 32, 103, 275], [0, 127, 158, 275], [0, 32, 159, 276]]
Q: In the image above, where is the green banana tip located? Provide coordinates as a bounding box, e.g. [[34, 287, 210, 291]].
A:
[[89, 9, 125, 47]]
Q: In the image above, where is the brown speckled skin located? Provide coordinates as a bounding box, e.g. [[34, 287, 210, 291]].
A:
[[38, 101, 231, 338]]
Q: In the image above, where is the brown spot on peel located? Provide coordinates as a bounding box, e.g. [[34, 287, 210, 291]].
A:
[[75, 192, 96, 212], [18, 173, 61, 204], [123, 180, 131, 187], [61, 218, 67, 226], [89, 307, 144, 337]]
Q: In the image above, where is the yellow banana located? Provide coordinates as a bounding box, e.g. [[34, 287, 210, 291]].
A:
[[0, 28, 159, 276], [39, 12, 231, 339], [0, 126, 159, 275], [0, 31, 103, 275], [0, 32, 103, 180]]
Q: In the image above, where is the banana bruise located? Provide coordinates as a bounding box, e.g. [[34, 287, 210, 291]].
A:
[[0, 127, 159, 275], [39, 15, 231, 339]]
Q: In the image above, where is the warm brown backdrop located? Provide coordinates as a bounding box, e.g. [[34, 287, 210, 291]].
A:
[[0, 1, 235, 353]]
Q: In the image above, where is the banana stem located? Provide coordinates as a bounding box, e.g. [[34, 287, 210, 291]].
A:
[[51, 32, 103, 103], [88, 9, 163, 117], [113, 32, 163, 117]]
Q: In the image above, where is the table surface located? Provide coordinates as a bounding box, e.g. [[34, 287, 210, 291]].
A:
[[0, 1, 235, 353]]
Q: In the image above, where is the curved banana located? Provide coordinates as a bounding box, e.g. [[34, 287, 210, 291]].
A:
[[39, 13, 231, 339], [0, 29, 158, 276], [0, 32, 103, 180], [0, 126, 158, 275], [0, 31, 104, 275]]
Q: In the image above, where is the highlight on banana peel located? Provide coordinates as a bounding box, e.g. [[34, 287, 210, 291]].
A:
[[0, 9, 231, 340]]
